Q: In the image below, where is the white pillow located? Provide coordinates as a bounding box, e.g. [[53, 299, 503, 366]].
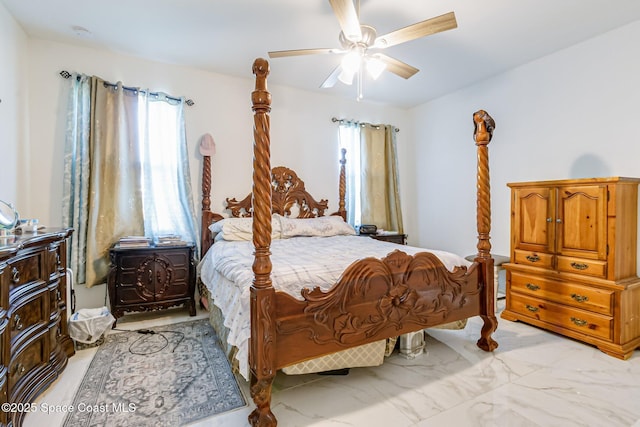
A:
[[277, 215, 356, 238], [209, 217, 282, 241]]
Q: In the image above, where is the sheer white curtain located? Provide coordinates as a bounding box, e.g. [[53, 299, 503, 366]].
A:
[[62, 74, 198, 287], [338, 122, 362, 226], [139, 92, 198, 242]]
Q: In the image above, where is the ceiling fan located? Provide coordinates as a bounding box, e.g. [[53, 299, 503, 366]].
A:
[[268, 0, 457, 100]]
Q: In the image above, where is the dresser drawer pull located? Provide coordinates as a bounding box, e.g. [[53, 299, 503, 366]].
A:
[[12, 314, 23, 331], [12, 363, 26, 376], [11, 267, 20, 284], [570, 262, 589, 270], [526, 255, 540, 263], [570, 317, 588, 327], [525, 305, 539, 312], [570, 293, 589, 303], [525, 283, 540, 291]]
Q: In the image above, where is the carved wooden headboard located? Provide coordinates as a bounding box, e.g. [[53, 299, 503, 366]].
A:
[[226, 166, 329, 218], [200, 149, 347, 256]]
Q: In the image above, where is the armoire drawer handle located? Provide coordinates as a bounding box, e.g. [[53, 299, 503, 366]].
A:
[[526, 255, 540, 263], [11, 267, 20, 284], [526, 283, 540, 291], [570, 317, 587, 327], [525, 305, 539, 312], [570, 293, 589, 303], [570, 262, 588, 270]]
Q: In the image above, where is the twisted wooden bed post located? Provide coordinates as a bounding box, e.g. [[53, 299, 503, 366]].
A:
[[249, 58, 277, 427], [473, 109, 499, 352], [335, 148, 347, 220]]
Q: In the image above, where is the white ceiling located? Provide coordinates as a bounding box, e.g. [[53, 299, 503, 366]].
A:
[[4, 0, 640, 108]]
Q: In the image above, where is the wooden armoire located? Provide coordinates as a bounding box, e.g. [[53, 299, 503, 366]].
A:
[[501, 177, 640, 359]]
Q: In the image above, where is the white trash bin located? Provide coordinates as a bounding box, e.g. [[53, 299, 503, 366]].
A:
[[68, 306, 115, 349]]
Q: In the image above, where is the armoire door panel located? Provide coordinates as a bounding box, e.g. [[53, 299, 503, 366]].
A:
[[556, 185, 607, 260], [513, 187, 555, 253]]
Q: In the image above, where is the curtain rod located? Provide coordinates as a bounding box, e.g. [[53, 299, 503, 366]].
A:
[[331, 117, 399, 132], [59, 70, 194, 106]]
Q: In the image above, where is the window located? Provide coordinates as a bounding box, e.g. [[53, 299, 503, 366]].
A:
[[337, 120, 403, 233], [63, 74, 198, 287], [139, 98, 196, 239]]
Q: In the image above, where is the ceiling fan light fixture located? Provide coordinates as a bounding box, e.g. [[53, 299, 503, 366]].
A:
[[338, 50, 361, 85], [366, 56, 386, 80], [337, 67, 355, 85]]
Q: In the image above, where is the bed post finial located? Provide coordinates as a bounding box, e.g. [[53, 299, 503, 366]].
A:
[[473, 109, 498, 353], [249, 58, 277, 427]]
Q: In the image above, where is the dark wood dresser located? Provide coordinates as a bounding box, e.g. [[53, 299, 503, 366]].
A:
[[0, 228, 74, 427], [108, 244, 196, 325]]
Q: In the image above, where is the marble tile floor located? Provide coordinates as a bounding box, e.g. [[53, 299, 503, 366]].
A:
[[26, 300, 640, 427]]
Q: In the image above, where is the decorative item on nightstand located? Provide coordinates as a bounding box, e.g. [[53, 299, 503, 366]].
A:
[[108, 242, 197, 326], [0, 199, 18, 237], [356, 224, 377, 235]]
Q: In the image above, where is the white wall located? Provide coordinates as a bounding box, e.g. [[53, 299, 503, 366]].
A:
[[23, 39, 410, 309], [411, 20, 640, 261], [0, 4, 28, 206]]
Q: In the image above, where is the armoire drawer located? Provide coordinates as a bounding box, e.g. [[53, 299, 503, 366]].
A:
[[557, 255, 607, 278], [510, 272, 614, 315], [509, 293, 613, 341], [513, 250, 554, 269]]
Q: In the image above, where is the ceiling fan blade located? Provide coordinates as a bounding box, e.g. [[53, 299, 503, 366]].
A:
[[320, 65, 342, 88], [268, 48, 336, 58], [374, 54, 419, 79], [375, 11, 457, 48], [329, 0, 362, 42]]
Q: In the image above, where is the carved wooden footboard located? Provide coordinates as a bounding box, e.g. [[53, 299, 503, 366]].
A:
[[196, 58, 499, 426]]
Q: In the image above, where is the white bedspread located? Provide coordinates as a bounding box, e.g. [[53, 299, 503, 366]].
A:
[[198, 235, 470, 379]]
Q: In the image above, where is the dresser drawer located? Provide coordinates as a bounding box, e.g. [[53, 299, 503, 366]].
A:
[[557, 255, 607, 278], [48, 280, 64, 319], [8, 330, 48, 395], [513, 250, 554, 269], [46, 244, 65, 280], [2, 251, 46, 294], [510, 272, 614, 315], [509, 293, 613, 341], [8, 285, 48, 346]]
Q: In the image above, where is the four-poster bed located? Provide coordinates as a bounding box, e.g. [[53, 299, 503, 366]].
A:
[[198, 58, 498, 426]]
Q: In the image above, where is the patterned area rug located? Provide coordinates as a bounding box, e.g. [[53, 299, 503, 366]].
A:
[[63, 319, 246, 427]]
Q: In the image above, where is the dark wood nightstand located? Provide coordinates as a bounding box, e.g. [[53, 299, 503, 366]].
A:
[[369, 233, 407, 245], [108, 244, 196, 325]]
